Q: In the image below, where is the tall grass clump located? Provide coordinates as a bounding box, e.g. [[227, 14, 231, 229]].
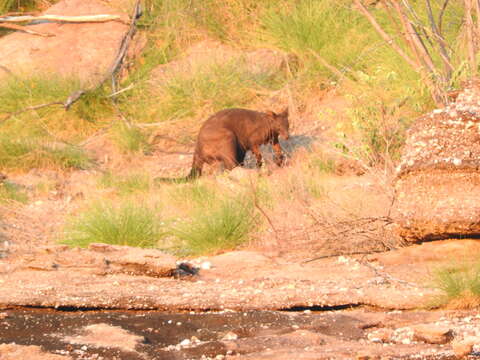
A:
[[168, 182, 257, 255], [431, 261, 480, 309], [62, 201, 164, 248], [261, 0, 379, 78]]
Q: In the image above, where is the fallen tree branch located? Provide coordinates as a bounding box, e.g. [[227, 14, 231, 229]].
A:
[[0, 22, 54, 36], [2, 101, 64, 122], [0, 14, 120, 23]]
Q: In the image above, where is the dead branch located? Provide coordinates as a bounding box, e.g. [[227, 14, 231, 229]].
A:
[[2, 101, 64, 122], [353, 0, 418, 69], [0, 65, 13, 76], [426, 0, 453, 80], [0, 22, 53, 36], [0, 14, 120, 23], [476, 0, 480, 41], [438, 0, 450, 36], [308, 49, 352, 81], [465, 0, 477, 71], [394, 2, 438, 75], [301, 250, 386, 264], [357, 257, 428, 289]]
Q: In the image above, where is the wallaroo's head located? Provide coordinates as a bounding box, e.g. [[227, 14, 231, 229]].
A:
[[266, 108, 289, 140]]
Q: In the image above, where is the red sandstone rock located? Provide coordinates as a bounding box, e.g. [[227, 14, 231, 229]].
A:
[[393, 79, 480, 241], [0, 0, 133, 85]]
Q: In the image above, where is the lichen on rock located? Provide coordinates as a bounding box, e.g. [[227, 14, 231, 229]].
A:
[[393, 79, 480, 241]]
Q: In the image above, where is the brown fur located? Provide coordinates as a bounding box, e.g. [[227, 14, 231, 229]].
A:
[[157, 108, 289, 182]]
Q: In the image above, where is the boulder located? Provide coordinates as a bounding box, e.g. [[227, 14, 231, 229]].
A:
[[393, 79, 480, 241], [0, 0, 133, 85], [412, 324, 453, 345]]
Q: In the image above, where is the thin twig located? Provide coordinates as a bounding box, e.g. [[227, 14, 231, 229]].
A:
[[0, 65, 13, 76], [308, 49, 351, 81], [426, 0, 453, 81], [465, 0, 477, 72], [438, 0, 451, 36], [1, 101, 64, 122], [249, 177, 278, 235], [106, 83, 135, 98], [358, 257, 428, 289], [301, 250, 386, 264], [391, 1, 444, 104]]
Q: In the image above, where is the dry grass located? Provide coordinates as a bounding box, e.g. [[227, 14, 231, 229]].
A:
[[430, 261, 480, 309]]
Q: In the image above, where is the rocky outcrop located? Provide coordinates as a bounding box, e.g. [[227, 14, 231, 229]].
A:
[[393, 79, 480, 241], [0, 0, 134, 84]]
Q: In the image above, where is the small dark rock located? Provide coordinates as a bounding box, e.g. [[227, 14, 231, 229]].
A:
[[172, 262, 199, 279]]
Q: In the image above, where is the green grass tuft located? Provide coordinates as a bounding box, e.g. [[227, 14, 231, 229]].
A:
[[431, 261, 480, 308], [167, 182, 258, 256], [62, 201, 165, 248]]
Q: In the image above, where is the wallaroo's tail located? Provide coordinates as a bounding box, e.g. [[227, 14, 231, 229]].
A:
[[155, 153, 202, 184], [154, 168, 200, 184]]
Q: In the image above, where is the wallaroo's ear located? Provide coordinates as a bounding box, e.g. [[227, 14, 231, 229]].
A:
[[265, 110, 276, 117], [279, 107, 289, 117]]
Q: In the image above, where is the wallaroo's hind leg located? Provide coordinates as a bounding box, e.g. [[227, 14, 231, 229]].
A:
[[251, 144, 263, 168], [187, 152, 204, 179], [272, 139, 285, 167], [235, 142, 247, 166], [219, 138, 241, 171]]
